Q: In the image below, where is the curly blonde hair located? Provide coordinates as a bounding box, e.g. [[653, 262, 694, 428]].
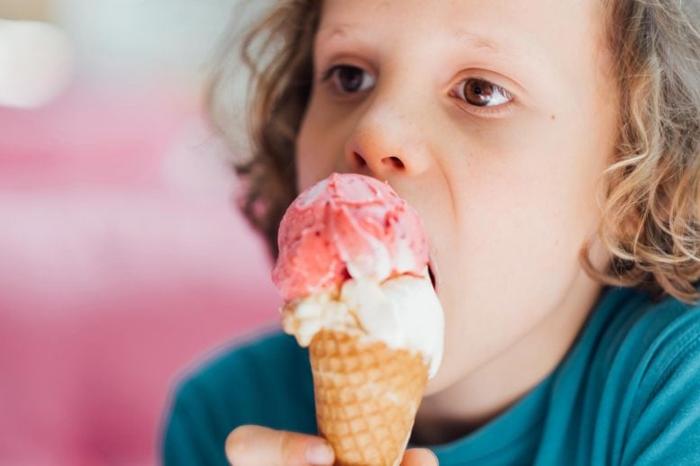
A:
[[207, 0, 700, 304]]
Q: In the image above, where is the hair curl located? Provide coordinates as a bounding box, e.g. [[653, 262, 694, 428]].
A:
[[207, 0, 700, 304]]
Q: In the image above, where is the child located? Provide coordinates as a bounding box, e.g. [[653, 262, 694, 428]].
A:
[[162, 0, 700, 464]]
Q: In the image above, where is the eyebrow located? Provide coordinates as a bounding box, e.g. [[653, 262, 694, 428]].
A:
[[316, 23, 359, 43], [452, 28, 506, 55], [317, 23, 532, 64], [315, 23, 550, 92], [319, 24, 509, 53]]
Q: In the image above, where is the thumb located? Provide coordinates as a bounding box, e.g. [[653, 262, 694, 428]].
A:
[[400, 448, 439, 466]]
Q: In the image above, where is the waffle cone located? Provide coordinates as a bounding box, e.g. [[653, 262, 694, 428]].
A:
[[309, 329, 428, 466]]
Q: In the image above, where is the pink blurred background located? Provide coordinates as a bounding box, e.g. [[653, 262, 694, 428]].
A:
[[0, 1, 279, 464]]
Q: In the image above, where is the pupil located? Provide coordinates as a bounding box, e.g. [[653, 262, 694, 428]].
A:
[[339, 67, 362, 92], [465, 79, 493, 106]]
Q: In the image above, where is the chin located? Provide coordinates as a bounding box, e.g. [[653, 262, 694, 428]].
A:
[[424, 360, 459, 397]]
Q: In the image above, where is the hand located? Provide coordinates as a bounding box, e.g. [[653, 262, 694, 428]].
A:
[[225, 425, 439, 466], [400, 448, 440, 466]]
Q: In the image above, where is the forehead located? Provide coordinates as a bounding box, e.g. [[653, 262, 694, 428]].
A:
[[319, 0, 601, 33], [317, 0, 609, 76]]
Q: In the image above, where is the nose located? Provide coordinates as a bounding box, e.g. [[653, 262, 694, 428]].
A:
[[343, 100, 433, 179]]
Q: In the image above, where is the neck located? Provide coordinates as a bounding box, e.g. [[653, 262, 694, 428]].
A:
[[412, 272, 604, 445]]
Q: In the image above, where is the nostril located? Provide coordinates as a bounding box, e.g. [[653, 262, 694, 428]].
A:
[[383, 156, 405, 170], [353, 152, 367, 168]]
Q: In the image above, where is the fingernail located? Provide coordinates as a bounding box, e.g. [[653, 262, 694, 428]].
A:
[[305, 442, 334, 465]]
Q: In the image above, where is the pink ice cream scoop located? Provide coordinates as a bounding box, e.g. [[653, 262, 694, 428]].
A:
[[272, 173, 429, 301]]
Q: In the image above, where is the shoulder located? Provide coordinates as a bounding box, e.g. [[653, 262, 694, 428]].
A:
[[596, 285, 700, 393], [161, 326, 316, 465], [624, 288, 700, 397], [599, 287, 700, 464], [590, 285, 700, 367], [169, 325, 315, 425], [608, 287, 700, 377], [179, 325, 311, 395]]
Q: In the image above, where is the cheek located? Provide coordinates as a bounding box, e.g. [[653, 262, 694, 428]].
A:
[[457, 104, 608, 286], [296, 117, 329, 192], [431, 117, 608, 382], [295, 97, 351, 191]]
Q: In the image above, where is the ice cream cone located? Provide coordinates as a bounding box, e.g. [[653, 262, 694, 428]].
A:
[[273, 174, 443, 464], [309, 329, 428, 466]]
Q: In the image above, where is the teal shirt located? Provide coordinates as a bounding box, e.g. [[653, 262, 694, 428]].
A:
[[162, 285, 700, 465]]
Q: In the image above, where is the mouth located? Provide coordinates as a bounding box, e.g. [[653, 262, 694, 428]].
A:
[[428, 259, 438, 292]]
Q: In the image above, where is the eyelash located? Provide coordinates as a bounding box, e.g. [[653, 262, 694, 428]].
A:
[[319, 64, 515, 118]]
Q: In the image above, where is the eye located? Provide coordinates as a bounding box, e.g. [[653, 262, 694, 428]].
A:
[[321, 65, 376, 95], [453, 78, 513, 108]]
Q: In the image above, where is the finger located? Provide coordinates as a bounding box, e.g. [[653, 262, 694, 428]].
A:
[[400, 448, 439, 466], [225, 425, 335, 466]]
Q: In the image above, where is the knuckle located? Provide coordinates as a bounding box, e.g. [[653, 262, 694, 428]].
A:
[[278, 431, 298, 464]]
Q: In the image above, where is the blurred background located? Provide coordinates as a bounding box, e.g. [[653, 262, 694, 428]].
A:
[[0, 1, 281, 464]]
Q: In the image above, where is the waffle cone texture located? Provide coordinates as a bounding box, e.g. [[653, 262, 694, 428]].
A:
[[309, 329, 429, 466]]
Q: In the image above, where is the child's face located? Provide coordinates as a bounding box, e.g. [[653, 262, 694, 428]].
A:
[[296, 0, 619, 395]]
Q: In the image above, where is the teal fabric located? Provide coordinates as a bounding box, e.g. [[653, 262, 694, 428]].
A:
[[161, 285, 700, 465]]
